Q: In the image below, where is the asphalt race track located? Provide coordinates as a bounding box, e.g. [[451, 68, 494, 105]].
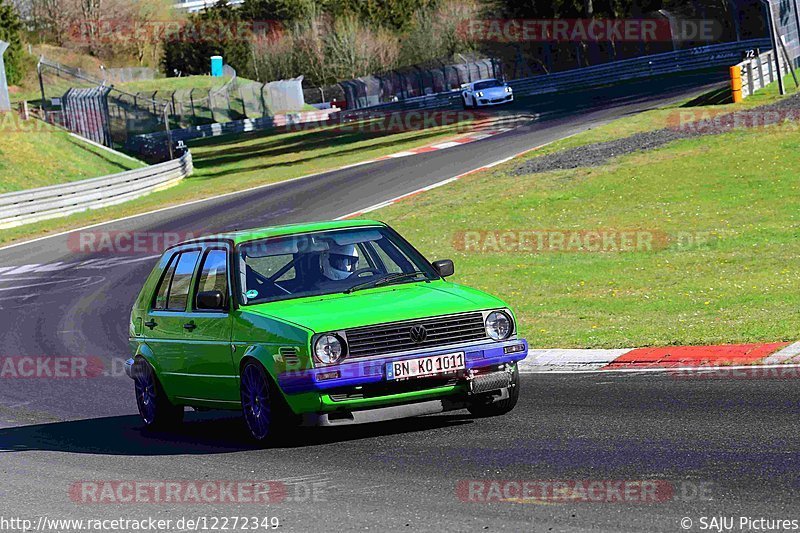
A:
[[4, 70, 795, 531], [2, 375, 800, 531]]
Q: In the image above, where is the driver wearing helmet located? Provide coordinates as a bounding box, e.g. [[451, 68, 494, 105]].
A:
[[319, 242, 360, 282]]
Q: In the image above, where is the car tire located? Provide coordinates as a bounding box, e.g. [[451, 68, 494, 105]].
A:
[[462, 95, 471, 109], [132, 358, 184, 428], [240, 361, 280, 442], [467, 364, 520, 417]]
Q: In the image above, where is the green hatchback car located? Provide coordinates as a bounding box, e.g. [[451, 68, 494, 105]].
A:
[[126, 220, 529, 441]]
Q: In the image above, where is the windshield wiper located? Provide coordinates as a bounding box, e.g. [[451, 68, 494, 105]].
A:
[[344, 271, 427, 294]]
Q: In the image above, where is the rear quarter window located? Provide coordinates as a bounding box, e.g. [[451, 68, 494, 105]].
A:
[[152, 250, 201, 311]]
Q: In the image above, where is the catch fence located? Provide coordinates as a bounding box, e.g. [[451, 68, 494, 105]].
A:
[[37, 57, 307, 160], [340, 58, 500, 109]]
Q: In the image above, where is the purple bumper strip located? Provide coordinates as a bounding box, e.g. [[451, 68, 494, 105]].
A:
[[278, 338, 528, 394]]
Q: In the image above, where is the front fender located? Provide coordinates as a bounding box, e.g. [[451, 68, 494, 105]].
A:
[[237, 346, 323, 415]]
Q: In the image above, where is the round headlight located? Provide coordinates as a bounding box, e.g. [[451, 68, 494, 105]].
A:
[[485, 311, 512, 340], [314, 334, 344, 365]]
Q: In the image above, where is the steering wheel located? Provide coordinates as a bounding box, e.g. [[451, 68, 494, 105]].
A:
[[347, 267, 382, 279]]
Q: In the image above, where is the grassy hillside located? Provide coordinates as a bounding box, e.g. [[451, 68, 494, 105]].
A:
[[115, 75, 239, 93], [0, 124, 144, 193]]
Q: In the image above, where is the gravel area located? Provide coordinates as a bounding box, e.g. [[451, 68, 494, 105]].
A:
[[513, 92, 800, 176]]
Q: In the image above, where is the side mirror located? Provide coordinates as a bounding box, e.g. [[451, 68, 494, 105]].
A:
[[432, 259, 455, 278], [197, 290, 225, 310]]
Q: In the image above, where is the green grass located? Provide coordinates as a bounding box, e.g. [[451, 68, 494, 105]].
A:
[[115, 75, 239, 94], [188, 118, 470, 182], [370, 122, 800, 349], [0, 117, 475, 244], [0, 122, 144, 193]]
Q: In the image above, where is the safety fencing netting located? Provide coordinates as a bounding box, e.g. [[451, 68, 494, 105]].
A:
[[37, 57, 309, 158], [340, 58, 500, 109]]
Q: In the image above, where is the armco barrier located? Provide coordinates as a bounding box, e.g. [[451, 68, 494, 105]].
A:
[[507, 39, 771, 96], [0, 151, 193, 229], [734, 48, 791, 99], [345, 39, 772, 117]]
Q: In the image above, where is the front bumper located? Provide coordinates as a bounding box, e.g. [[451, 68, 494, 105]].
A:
[[278, 338, 528, 395], [477, 94, 514, 106]]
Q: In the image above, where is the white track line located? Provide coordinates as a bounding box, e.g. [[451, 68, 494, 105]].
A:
[[520, 363, 800, 374], [761, 341, 800, 364], [430, 141, 463, 149], [520, 349, 631, 372], [335, 137, 569, 220], [0, 255, 161, 277]]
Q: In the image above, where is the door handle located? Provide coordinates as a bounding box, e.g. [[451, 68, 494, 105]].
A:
[[144, 319, 157, 329], [183, 321, 197, 332]]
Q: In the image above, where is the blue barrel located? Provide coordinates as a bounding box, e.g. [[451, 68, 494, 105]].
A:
[[210, 56, 223, 77]]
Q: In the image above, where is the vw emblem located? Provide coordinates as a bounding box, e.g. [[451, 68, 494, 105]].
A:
[[409, 325, 428, 344]]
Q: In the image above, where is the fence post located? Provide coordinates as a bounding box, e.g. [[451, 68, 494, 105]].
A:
[[793, 0, 800, 70], [763, 0, 787, 95], [259, 82, 267, 116], [0, 41, 10, 112], [37, 58, 46, 110], [164, 104, 174, 161], [209, 89, 216, 123], [756, 52, 765, 90], [766, 51, 775, 83]]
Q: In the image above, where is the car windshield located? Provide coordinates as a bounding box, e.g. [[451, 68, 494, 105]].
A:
[[474, 80, 503, 90], [236, 227, 439, 304]]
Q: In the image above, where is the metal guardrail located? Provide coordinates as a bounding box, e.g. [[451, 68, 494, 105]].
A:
[[736, 49, 785, 98], [0, 151, 193, 229], [344, 39, 772, 116], [507, 39, 772, 96]]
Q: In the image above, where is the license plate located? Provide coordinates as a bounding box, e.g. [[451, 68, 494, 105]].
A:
[[386, 352, 465, 380]]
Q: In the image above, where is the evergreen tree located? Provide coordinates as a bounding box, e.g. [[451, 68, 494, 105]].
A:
[[0, 0, 24, 85]]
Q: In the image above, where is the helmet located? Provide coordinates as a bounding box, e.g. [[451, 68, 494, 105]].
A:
[[321, 242, 359, 281]]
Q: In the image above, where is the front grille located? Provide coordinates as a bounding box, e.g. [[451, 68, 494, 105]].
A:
[[345, 312, 487, 359]]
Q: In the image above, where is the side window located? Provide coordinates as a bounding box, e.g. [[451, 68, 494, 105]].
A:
[[195, 249, 229, 309], [153, 255, 178, 310], [166, 251, 201, 311]]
